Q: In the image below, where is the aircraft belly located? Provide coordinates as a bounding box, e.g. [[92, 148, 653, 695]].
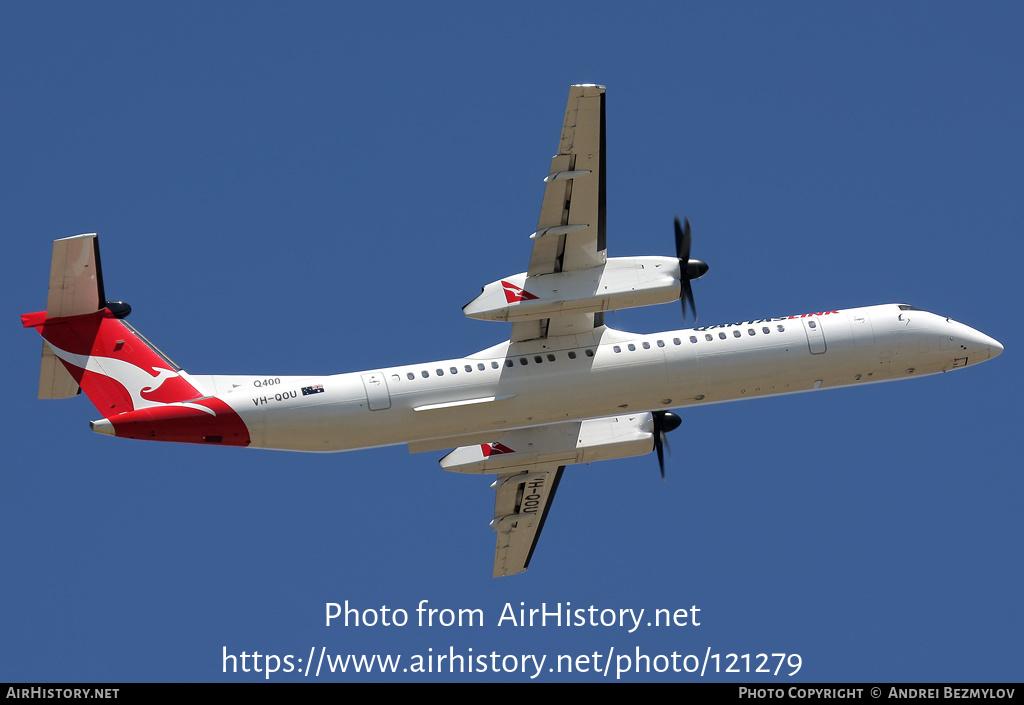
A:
[[696, 343, 808, 401], [395, 366, 663, 444], [239, 357, 676, 452]]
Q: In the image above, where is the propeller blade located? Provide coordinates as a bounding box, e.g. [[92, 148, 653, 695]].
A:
[[652, 411, 682, 480], [674, 217, 691, 263], [681, 278, 696, 322], [673, 216, 706, 323], [655, 432, 666, 480]]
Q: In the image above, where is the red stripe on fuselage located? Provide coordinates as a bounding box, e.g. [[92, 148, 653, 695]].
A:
[[106, 397, 251, 447]]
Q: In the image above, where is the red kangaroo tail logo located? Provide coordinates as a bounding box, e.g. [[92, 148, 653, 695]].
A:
[[22, 309, 204, 417], [22, 308, 251, 446]]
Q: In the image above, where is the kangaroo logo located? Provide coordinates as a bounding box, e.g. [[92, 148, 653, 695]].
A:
[[46, 343, 214, 415], [481, 442, 515, 457], [500, 281, 539, 304]]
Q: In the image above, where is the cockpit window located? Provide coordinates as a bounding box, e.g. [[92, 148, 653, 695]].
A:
[[898, 304, 922, 311]]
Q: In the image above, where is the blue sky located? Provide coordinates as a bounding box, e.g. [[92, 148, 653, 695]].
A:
[[2, 2, 1020, 682]]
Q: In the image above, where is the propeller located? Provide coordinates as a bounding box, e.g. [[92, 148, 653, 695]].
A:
[[652, 410, 682, 480], [674, 217, 709, 322]]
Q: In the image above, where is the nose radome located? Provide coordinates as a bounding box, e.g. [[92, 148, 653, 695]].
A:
[[965, 326, 1003, 361], [981, 332, 1004, 360]]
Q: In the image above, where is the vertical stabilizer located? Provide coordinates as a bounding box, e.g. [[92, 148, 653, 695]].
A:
[[23, 233, 206, 416], [22, 233, 249, 446], [46, 233, 105, 319], [34, 234, 105, 399]]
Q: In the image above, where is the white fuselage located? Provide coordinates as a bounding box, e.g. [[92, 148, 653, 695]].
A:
[[192, 304, 1002, 453]]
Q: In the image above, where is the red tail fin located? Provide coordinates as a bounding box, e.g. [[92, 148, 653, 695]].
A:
[[23, 233, 250, 447], [22, 308, 205, 418]]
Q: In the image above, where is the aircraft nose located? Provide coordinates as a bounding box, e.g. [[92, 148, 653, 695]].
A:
[[968, 328, 1003, 361], [980, 332, 1004, 360]]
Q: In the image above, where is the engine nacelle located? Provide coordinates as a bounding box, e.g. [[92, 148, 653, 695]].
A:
[[440, 413, 655, 474], [463, 257, 681, 322]]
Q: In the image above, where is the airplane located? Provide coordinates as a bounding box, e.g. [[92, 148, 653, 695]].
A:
[[21, 84, 1003, 577]]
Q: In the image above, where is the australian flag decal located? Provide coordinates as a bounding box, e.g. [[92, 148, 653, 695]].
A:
[[301, 384, 325, 396]]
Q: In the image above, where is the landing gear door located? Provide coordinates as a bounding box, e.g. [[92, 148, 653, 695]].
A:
[[803, 318, 827, 354], [361, 372, 391, 410]]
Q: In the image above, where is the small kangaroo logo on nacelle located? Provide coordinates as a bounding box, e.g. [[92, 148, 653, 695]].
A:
[[501, 281, 539, 304]]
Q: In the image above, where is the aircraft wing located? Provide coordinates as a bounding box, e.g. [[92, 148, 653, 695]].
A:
[[438, 414, 654, 576], [438, 423, 576, 577], [490, 466, 564, 577], [511, 83, 607, 343]]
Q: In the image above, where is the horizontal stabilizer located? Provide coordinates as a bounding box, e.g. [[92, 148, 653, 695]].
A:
[[37, 342, 80, 399]]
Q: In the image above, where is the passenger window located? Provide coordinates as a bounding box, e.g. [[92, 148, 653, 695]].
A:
[[762, 327, 770, 334], [534, 356, 543, 363], [450, 367, 458, 375], [642, 341, 651, 349], [585, 349, 594, 357], [547, 354, 556, 362], [673, 338, 681, 345], [809, 320, 817, 329], [690, 336, 698, 343], [719, 332, 726, 340], [478, 363, 486, 371], [436, 369, 444, 376], [519, 358, 528, 365], [777, 325, 785, 332], [748, 329, 755, 336], [614, 345, 622, 353], [733, 330, 741, 338], [568, 351, 577, 359], [628, 344, 636, 351], [505, 360, 514, 368], [465, 365, 472, 373], [407, 372, 415, 380], [705, 334, 713, 341]]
